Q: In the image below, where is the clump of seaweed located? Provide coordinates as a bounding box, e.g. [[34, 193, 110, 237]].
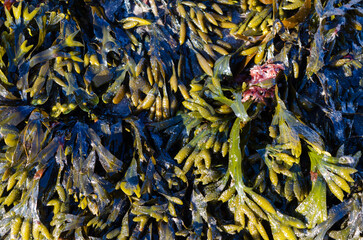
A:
[[0, 0, 361, 239]]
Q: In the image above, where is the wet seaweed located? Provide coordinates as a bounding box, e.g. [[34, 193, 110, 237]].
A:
[[0, 0, 362, 239]]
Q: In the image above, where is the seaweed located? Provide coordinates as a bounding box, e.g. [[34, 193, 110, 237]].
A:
[[0, 0, 361, 239]]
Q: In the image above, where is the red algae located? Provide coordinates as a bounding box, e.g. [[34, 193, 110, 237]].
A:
[[242, 63, 284, 103]]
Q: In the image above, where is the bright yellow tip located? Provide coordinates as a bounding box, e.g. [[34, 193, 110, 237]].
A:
[[12, 1, 22, 21], [24, 6, 40, 22], [64, 31, 84, 47], [20, 40, 33, 53]]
